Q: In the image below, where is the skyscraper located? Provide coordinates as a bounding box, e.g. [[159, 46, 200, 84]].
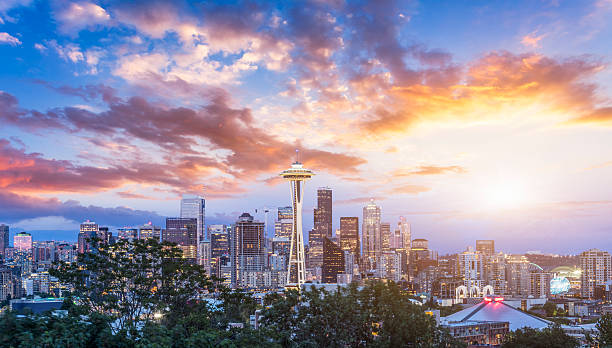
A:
[[339, 217, 359, 255], [180, 195, 206, 241], [322, 237, 344, 283], [0, 224, 8, 258], [230, 213, 265, 288], [14, 232, 32, 252], [164, 218, 198, 262], [397, 216, 411, 249], [580, 249, 611, 299], [210, 225, 230, 280], [362, 200, 381, 269], [476, 240, 495, 256], [280, 158, 314, 288], [78, 220, 98, 254], [309, 188, 332, 269], [274, 206, 293, 239], [380, 222, 391, 252]]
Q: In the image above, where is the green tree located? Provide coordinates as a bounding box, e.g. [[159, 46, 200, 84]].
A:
[[50, 238, 213, 335], [543, 301, 557, 317], [261, 281, 465, 348], [596, 314, 612, 347], [501, 325, 579, 348]]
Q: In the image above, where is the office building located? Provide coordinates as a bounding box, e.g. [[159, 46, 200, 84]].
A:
[[0, 224, 8, 258], [309, 188, 333, 269], [78, 220, 98, 254], [476, 240, 495, 256], [14, 232, 32, 252], [362, 200, 381, 269], [506, 255, 531, 297], [117, 228, 138, 241], [180, 195, 206, 241], [199, 240, 211, 274], [230, 213, 265, 288], [164, 218, 198, 262], [32, 241, 55, 264], [380, 222, 391, 252], [339, 217, 359, 255], [398, 216, 411, 250], [96, 227, 110, 245], [139, 223, 161, 241], [322, 237, 344, 283], [277, 206, 293, 221], [0, 267, 15, 301], [457, 247, 485, 295], [580, 249, 612, 299], [530, 272, 552, 298]]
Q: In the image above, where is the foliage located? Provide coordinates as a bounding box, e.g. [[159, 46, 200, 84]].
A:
[[50, 238, 213, 335], [596, 314, 612, 347], [261, 281, 466, 348], [501, 324, 579, 348]]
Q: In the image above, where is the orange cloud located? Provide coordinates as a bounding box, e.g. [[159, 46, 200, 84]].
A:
[[392, 165, 466, 177], [521, 32, 545, 48]]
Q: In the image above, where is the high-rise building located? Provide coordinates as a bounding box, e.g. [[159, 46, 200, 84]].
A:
[[230, 213, 265, 288], [180, 195, 206, 241], [309, 188, 333, 269], [476, 240, 495, 256], [322, 237, 344, 283], [210, 225, 230, 258], [380, 222, 391, 252], [314, 188, 332, 238], [506, 255, 531, 297], [457, 247, 485, 295], [530, 272, 552, 298], [339, 217, 359, 255], [362, 200, 381, 269], [580, 249, 612, 299], [277, 206, 293, 221], [0, 267, 14, 301], [32, 241, 55, 264], [199, 240, 212, 274], [14, 232, 32, 252], [139, 223, 161, 241], [0, 224, 9, 258], [78, 220, 98, 253], [398, 216, 411, 250], [97, 227, 110, 245], [164, 218, 198, 262], [274, 206, 293, 239], [117, 228, 138, 241], [280, 159, 314, 288]]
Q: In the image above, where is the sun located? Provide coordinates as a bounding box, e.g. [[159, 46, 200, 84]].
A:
[[482, 180, 528, 210]]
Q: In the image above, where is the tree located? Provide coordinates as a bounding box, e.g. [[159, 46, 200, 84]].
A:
[[543, 301, 557, 317], [501, 325, 579, 348], [261, 281, 465, 348], [50, 238, 213, 335], [596, 314, 612, 347]]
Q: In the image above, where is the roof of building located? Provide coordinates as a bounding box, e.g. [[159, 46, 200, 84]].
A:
[[441, 298, 551, 331]]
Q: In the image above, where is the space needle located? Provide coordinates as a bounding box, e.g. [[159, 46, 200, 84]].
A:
[[280, 150, 314, 289]]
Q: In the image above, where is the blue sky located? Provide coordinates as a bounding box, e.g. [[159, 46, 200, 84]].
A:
[[1, 0, 612, 254]]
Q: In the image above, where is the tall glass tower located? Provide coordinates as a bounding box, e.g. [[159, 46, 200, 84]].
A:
[[280, 159, 314, 289]]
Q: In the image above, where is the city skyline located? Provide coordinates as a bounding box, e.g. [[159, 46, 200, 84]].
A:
[[2, 1, 612, 254]]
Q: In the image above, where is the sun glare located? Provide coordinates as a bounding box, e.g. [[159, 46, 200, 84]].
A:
[[482, 179, 529, 210]]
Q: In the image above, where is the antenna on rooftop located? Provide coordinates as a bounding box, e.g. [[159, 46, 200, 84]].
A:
[[295, 149, 299, 163]]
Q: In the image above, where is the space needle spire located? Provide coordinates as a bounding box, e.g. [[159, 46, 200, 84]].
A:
[[280, 151, 314, 289]]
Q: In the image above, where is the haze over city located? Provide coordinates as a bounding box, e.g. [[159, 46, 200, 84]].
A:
[[2, 0, 612, 254]]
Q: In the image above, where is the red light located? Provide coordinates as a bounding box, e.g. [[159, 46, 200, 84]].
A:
[[494, 297, 504, 302], [484, 297, 493, 302]]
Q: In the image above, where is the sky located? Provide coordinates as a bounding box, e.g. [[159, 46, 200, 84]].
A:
[[1, 0, 612, 254]]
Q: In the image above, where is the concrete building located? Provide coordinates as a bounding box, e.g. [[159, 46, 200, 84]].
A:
[[322, 237, 344, 283], [580, 249, 611, 299], [163, 218, 198, 262], [362, 200, 381, 270], [231, 213, 265, 288]]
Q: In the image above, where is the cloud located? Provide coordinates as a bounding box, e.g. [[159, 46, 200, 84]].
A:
[[0, 32, 21, 46], [386, 184, 431, 195], [335, 196, 387, 205], [0, 191, 163, 226], [0, 0, 32, 23], [521, 32, 545, 48], [0, 90, 365, 180], [34, 43, 46, 51], [54, 1, 111, 34], [358, 51, 609, 135], [566, 107, 612, 125], [393, 165, 467, 177]]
